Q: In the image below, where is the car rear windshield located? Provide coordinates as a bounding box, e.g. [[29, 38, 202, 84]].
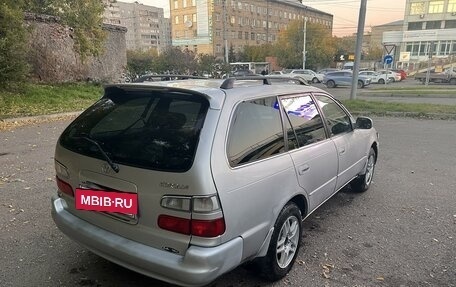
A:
[[59, 87, 209, 172]]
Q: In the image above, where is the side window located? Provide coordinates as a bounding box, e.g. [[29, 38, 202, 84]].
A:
[[227, 97, 285, 167], [280, 95, 326, 147], [314, 94, 353, 136]]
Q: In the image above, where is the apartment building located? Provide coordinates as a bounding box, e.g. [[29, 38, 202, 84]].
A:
[[170, 0, 333, 59], [102, 0, 171, 52], [383, 0, 456, 68]]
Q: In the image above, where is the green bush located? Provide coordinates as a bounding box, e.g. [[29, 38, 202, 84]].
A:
[[0, 2, 29, 87]]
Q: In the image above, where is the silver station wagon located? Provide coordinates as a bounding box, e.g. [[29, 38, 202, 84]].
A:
[[51, 77, 379, 287]]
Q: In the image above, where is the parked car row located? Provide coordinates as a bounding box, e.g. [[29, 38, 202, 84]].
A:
[[321, 69, 407, 88], [269, 69, 324, 83]]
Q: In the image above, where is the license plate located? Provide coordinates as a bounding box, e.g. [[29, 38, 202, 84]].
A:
[[75, 188, 138, 215]]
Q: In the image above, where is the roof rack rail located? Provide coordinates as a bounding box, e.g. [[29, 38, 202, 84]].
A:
[[220, 75, 308, 89], [132, 74, 207, 83]]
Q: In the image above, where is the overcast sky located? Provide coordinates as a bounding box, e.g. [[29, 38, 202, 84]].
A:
[[122, 0, 406, 37]]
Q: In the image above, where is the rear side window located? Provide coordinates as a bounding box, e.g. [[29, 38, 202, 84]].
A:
[[59, 88, 209, 172], [227, 97, 285, 167]]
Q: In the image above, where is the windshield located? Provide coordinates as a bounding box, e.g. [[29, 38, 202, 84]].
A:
[[59, 88, 209, 172]]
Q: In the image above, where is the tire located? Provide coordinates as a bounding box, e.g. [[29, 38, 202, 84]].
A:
[[312, 77, 319, 83], [449, 78, 456, 85], [259, 202, 302, 281], [357, 80, 364, 89], [378, 78, 385, 84], [351, 148, 376, 192], [326, 80, 335, 88]]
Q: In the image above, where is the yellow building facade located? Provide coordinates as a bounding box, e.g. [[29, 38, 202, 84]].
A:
[[170, 0, 333, 59]]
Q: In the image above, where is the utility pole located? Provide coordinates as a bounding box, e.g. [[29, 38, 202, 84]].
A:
[[350, 0, 367, 100], [222, 0, 228, 63], [266, 0, 269, 43], [302, 17, 307, 69]]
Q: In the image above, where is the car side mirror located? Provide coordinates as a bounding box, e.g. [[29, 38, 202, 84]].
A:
[[355, 117, 373, 129]]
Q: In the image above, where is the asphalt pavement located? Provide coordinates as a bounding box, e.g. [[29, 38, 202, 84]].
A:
[[0, 116, 455, 287]]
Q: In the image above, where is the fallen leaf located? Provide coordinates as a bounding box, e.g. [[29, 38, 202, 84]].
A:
[[376, 277, 384, 281]]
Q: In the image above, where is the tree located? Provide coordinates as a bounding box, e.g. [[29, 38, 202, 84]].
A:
[[0, 2, 29, 86], [196, 53, 218, 77], [304, 23, 337, 70], [126, 49, 158, 78], [153, 47, 197, 74], [274, 20, 336, 70], [241, 44, 275, 62], [228, 44, 236, 63], [24, 0, 106, 60], [334, 35, 356, 56], [364, 46, 383, 61]]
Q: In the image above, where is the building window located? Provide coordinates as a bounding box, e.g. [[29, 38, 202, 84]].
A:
[[215, 13, 220, 21], [445, 20, 456, 28], [216, 44, 222, 53], [448, 0, 456, 12], [251, 32, 255, 40], [428, 1, 444, 13], [184, 15, 188, 22], [408, 21, 423, 30], [183, 0, 187, 8], [439, 41, 450, 55], [245, 32, 249, 39], [238, 2, 242, 10], [175, 16, 179, 24], [451, 41, 456, 53], [410, 2, 425, 15], [231, 16, 235, 24], [192, 0, 196, 6], [426, 21, 441, 29], [193, 14, 197, 22], [174, 0, 178, 9], [238, 31, 243, 39]]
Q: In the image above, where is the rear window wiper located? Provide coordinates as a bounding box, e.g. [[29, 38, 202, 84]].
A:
[[76, 135, 120, 173]]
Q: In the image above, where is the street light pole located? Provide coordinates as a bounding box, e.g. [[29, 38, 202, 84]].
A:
[[302, 17, 307, 69]]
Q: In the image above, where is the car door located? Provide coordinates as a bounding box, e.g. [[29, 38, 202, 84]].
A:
[[313, 94, 368, 191], [279, 94, 338, 212]]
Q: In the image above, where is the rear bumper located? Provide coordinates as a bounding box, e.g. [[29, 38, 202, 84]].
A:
[[51, 196, 243, 287]]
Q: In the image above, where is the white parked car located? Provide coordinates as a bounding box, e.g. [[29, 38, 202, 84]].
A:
[[378, 70, 401, 82], [288, 69, 323, 83], [359, 71, 391, 84]]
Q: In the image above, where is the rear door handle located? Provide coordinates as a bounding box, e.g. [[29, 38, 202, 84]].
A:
[[339, 147, 346, 155], [298, 164, 310, 175]]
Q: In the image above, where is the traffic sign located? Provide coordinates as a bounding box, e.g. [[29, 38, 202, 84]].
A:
[[384, 55, 393, 64]]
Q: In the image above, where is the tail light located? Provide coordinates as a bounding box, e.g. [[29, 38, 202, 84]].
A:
[[56, 177, 74, 197], [158, 195, 226, 237]]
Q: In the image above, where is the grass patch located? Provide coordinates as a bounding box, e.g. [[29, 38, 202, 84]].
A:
[[343, 99, 456, 118], [366, 85, 456, 97], [0, 83, 103, 119]]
